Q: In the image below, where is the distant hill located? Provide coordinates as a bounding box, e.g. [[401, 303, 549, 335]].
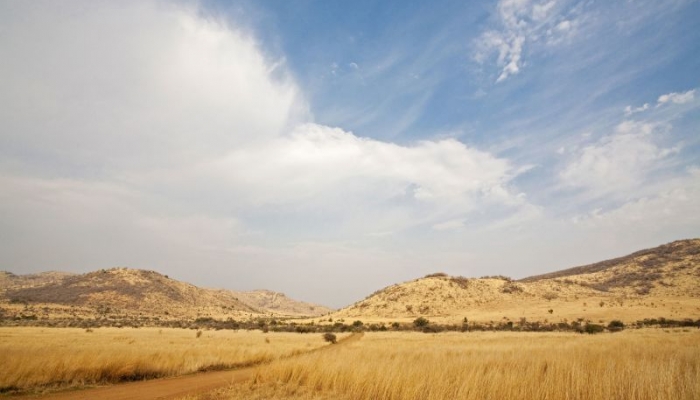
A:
[[236, 289, 332, 317], [0, 267, 331, 320], [327, 239, 700, 324], [0, 271, 76, 292]]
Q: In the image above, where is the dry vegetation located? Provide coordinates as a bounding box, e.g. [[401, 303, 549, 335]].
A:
[[324, 239, 700, 325], [0, 268, 331, 323], [0, 327, 335, 394], [184, 329, 700, 400], [235, 290, 332, 317], [1, 240, 699, 398]]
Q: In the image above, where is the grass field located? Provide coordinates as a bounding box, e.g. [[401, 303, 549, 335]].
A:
[[186, 329, 700, 400], [0, 327, 332, 394]]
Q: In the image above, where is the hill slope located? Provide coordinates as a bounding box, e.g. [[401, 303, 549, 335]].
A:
[[0, 268, 331, 321], [235, 290, 332, 317], [328, 239, 700, 324]]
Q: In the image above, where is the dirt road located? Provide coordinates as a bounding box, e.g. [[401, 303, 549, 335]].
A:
[[13, 333, 363, 400]]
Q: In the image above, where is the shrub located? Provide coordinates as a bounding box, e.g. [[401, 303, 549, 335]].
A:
[[542, 292, 558, 300], [450, 276, 470, 289], [413, 317, 429, 328], [584, 323, 605, 334], [323, 333, 337, 344], [424, 272, 448, 278], [501, 282, 523, 294], [480, 275, 512, 281], [607, 320, 625, 332]]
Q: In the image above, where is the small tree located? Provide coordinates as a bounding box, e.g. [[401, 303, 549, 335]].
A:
[[413, 317, 429, 328], [323, 333, 337, 344]]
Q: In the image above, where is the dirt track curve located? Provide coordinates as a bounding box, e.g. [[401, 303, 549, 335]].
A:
[[12, 333, 364, 400]]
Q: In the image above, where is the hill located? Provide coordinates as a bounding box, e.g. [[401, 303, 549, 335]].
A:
[[520, 239, 700, 288], [326, 239, 700, 325], [0, 268, 331, 323], [235, 289, 332, 317]]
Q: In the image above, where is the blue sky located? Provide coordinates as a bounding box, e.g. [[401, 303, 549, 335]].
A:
[[1, 0, 699, 307]]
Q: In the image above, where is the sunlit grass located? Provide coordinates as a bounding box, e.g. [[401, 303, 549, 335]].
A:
[[0, 327, 330, 393], [192, 329, 700, 400]]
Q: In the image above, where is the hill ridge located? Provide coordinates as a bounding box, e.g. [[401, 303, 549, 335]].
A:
[[326, 238, 700, 324], [520, 239, 700, 283], [0, 267, 331, 319]]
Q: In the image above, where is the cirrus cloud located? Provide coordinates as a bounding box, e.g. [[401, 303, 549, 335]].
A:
[[474, 0, 583, 82]]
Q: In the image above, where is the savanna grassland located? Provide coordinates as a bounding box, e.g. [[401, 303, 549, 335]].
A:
[[184, 329, 700, 400], [2, 240, 699, 399], [0, 327, 338, 395]]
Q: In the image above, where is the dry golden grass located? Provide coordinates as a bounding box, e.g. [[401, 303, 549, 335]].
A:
[[189, 329, 700, 400], [0, 327, 333, 393]]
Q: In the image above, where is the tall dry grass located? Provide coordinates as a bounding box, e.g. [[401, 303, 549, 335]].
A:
[[198, 329, 700, 400], [0, 327, 329, 393]]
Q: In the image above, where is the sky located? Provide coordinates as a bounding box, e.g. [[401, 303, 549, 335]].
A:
[[1, 0, 699, 308]]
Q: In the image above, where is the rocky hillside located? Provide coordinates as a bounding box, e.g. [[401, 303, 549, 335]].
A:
[[1, 268, 258, 319], [520, 239, 700, 296], [0, 268, 331, 320], [328, 239, 700, 324]]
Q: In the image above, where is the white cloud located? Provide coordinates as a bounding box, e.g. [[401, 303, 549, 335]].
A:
[[474, 0, 582, 82], [657, 89, 696, 106], [0, 1, 541, 300], [624, 103, 650, 115], [0, 1, 308, 282], [560, 121, 680, 196], [623, 88, 696, 116], [432, 219, 465, 231], [570, 167, 700, 230], [0, 1, 306, 173], [158, 123, 531, 235], [0, 174, 243, 268], [555, 20, 572, 31], [532, 1, 557, 21]]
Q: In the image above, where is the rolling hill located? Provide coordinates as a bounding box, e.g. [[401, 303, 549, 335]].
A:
[[2, 239, 698, 327], [326, 239, 700, 324], [0, 267, 331, 322]]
